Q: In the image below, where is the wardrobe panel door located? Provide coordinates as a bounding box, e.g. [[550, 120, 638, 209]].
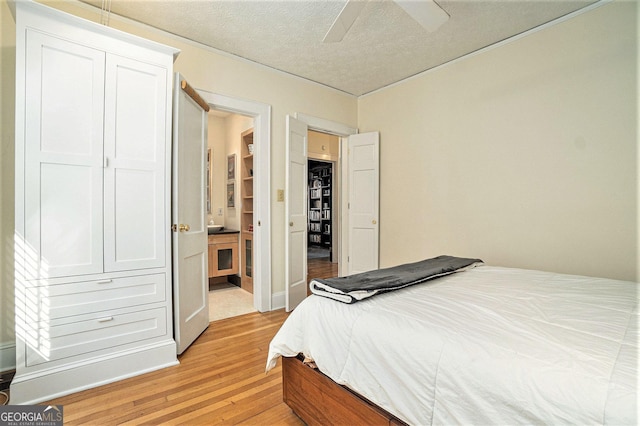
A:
[[104, 55, 168, 272], [24, 31, 105, 279]]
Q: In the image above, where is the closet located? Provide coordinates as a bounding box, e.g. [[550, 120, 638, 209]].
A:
[[12, 2, 179, 403]]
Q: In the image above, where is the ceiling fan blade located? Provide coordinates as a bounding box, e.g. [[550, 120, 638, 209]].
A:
[[394, 0, 449, 32], [323, 0, 367, 43]]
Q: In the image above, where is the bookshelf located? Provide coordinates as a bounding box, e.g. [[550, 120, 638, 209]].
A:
[[308, 161, 332, 250]]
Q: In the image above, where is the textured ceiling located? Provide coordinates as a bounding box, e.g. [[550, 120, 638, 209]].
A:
[[81, 0, 600, 96]]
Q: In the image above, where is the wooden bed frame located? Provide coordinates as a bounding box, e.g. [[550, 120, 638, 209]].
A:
[[282, 354, 407, 425]]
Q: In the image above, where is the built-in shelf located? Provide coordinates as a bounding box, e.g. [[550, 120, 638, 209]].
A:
[[241, 128, 254, 293]]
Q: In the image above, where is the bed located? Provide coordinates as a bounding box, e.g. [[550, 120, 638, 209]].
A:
[[266, 259, 638, 425]]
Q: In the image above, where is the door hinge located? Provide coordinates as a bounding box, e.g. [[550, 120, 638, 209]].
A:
[[104, 157, 109, 168]]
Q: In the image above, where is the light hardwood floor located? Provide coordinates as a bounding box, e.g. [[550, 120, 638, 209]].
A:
[[307, 257, 338, 283], [46, 310, 303, 425], [44, 257, 338, 425]]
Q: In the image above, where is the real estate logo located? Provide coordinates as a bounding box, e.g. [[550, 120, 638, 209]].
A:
[[0, 405, 63, 426]]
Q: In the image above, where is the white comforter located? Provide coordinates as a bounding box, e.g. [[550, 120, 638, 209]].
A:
[[266, 265, 638, 425]]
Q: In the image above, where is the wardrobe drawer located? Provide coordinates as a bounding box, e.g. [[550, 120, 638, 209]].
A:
[[25, 274, 166, 320], [26, 307, 168, 366]]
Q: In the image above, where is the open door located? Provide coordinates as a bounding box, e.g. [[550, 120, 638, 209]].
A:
[[285, 115, 308, 311], [346, 132, 380, 275], [172, 73, 210, 354], [285, 117, 379, 308]]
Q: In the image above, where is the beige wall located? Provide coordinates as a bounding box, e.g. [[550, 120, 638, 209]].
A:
[[206, 112, 254, 230], [0, 0, 16, 369], [359, 1, 638, 281], [207, 114, 226, 226], [222, 114, 253, 232], [308, 130, 340, 161], [208, 114, 253, 230]]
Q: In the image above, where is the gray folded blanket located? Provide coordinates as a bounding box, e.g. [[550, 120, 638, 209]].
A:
[[309, 255, 483, 304]]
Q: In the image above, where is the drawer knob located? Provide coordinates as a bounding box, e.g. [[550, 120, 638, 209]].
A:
[[97, 316, 114, 323]]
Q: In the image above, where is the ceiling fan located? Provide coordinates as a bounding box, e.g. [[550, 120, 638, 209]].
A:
[[323, 0, 449, 43]]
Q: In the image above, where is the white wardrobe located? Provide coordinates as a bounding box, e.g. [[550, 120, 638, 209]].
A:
[[12, 1, 179, 403]]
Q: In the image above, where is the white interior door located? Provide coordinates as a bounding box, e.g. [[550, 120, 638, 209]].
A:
[[172, 73, 209, 354], [347, 132, 380, 275], [285, 115, 308, 311]]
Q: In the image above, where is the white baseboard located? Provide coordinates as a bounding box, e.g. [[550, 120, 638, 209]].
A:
[[9, 340, 178, 405], [271, 291, 285, 311], [0, 342, 16, 372]]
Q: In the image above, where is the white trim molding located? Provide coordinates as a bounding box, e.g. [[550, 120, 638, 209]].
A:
[[293, 114, 359, 277], [271, 291, 285, 311], [295, 113, 357, 137], [0, 342, 16, 372], [198, 90, 273, 313]]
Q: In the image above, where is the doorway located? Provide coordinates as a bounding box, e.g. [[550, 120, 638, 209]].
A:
[[307, 160, 333, 261], [286, 114, 379, 311], [307, 159, 339, 288], [306, 130, 340, 286], [197, 89, 272, 314], [206, 109, 257, 321]]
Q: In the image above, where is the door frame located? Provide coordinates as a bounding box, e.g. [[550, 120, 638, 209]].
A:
[[198, 90, 272, 313], [285, 115, 309, 311], [294, 113, 357, 277]]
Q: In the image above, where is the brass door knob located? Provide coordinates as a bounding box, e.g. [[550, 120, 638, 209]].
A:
[[179, 224, 190, 232]]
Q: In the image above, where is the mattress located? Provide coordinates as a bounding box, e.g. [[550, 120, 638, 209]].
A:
[[266, 265, 638, 425]]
